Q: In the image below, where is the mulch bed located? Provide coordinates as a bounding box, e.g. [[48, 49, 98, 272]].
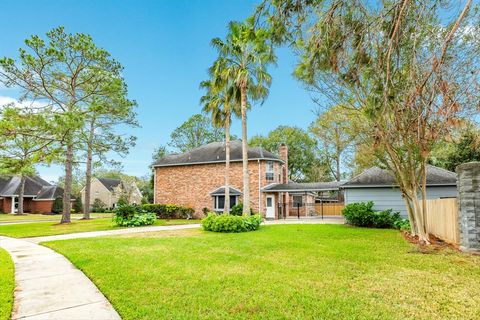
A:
[[402, 231, 460, 253]]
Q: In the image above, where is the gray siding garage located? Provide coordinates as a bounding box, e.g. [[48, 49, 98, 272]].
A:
[[343, 166, 457, 217]]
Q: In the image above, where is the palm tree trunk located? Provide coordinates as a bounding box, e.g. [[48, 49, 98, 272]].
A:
[[240, 84, 250, 215], [83, 121, 95, 219], [61, 143, 73, 223], [17, 174, 26, 215], [224, 115, 230, 214]]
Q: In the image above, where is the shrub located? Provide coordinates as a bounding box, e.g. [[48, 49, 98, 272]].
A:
[[342, 201, 401, 229], [202, 213, 263, 233], [113, 204, 156, 227], [117, 195, 129, 207], [51, 197, 63, 214], [394, 218, 411, 231], [92, 198, 107, 213], [73, 196, 83, 213], [141, 204, 194, 219], [229, 203, 254, 216]]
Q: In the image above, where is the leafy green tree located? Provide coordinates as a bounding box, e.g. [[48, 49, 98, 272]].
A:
[[0, 27, 130, 223], [201, 65, 241, 213], [211, 20, 276, 214], [169, 114, 224, 152], [152, 145, 170, 162], [92, 198, 106, 213], [0, 106, 58, 214], [257, 0, 478, 243], [73, 196, 83, 214], [250, 126, 330, 182], [309, 106, 357, 181]]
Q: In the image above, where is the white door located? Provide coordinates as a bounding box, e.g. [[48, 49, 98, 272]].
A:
[[266, 196, 275, 219]]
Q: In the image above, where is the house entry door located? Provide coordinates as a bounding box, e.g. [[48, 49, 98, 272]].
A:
[[266, 196, 275, 219]]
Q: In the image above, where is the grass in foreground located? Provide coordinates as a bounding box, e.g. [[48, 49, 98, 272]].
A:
[[0, 218, 198, 238], [0, 212, 112, 222], [45, 225, 480, 320], [0, 248, 14, 320]]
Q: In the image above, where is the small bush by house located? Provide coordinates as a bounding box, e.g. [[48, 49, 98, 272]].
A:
[[342, 201, 401, 229], [202, 213, 263, 233], [229, 203, 254, 216], [92, 198, 107, 213], [51, 197, 63, 214], [141, 204, 194, 219], [113, 204, 156, 227]]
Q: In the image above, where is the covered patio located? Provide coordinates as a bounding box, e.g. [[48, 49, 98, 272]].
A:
[[261, 181, 345, 220]]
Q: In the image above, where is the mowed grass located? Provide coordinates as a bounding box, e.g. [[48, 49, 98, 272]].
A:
[[0, 212, 112, 222], [0, 248, 14, 320], [44, 225, 480, 320], [0, 218, 198, 238]]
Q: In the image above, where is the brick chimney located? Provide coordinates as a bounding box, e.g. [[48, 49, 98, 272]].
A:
[[279, 143, 288, 183]]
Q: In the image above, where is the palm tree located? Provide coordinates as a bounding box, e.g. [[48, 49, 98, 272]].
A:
[[210, 21, 276, 214], [200, 69, 240, 214]]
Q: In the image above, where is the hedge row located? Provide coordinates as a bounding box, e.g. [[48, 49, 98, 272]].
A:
[[141, 204, 194, 219]]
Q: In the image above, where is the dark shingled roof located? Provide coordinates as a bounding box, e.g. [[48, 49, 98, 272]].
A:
[[262, 181, 344, 192], [0, 176, 52, 196], [343, 165, 457, 188], [153, 141, 282, 167], [36, 186, 65, 200], [97, 177, 122, 192], [210, 186, 243, 196]]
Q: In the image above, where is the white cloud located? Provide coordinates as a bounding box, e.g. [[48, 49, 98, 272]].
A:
[[0, 95, 48, 110]]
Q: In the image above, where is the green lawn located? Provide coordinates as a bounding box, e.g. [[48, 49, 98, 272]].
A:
[[0, 212, 113, 222], [0, 248, 14, 320], [0, 218, 198, 238], [44, 225, 480, 320]]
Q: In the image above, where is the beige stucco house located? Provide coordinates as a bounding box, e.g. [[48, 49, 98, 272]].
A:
[[81, 177, 143, 210]]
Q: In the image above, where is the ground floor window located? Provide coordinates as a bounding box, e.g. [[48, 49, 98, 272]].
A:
[[293, 195, 303, 207], [213, 195, 238, 212]]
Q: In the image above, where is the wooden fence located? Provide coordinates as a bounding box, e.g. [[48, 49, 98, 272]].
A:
[[421, 198, 460, 245], [314, 203, 345, 216]]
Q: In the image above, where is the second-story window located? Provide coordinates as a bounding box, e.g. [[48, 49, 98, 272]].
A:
[[266, 161, 274, 181]]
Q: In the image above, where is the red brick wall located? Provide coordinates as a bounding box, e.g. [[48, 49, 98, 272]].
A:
[[31, 201, 54, 214], [2, 198, 11, 213], [154, 160, 283, 218]]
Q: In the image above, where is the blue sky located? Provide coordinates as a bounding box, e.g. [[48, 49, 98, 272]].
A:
[[0, 0, 319, 182]]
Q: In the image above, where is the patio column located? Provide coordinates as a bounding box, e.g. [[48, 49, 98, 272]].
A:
[[11, 196, 16, 214]]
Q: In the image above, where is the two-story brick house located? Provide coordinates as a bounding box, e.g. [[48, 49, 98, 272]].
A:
[[153, 140, 289, 218]]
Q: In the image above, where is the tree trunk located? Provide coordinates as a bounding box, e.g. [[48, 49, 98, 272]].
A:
[[240, 84, 250, 215], [83, 122, 95, 219], [224, 115, 231, 214], [17, 174, 26, 215], [336, 153, 341, 181], [61, 143, 73, 223]]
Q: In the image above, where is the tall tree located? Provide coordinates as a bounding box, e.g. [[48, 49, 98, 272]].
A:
[[81, 94, 137, 219], [211, 20, 276, 214], [250, 126, 330, 182], [200, 66, 241, 213], [309, 105, 357, 181], [169, 114, 224, 152], [257, 0, 479, 243], [0, 27, 131, 223], [0, 106, 58, 214], [152, 145, 170, 162]]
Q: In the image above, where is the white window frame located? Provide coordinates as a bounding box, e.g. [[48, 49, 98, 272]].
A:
[[266, 161, 275, 181]]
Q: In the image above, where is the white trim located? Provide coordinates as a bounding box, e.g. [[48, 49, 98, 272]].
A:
[[152, 158, 284, 168], [342, 183, 457, 189]]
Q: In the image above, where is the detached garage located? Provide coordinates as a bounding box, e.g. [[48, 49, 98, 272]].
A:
[[343, 165, 457, 217]]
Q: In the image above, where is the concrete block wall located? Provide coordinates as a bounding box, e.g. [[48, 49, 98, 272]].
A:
[[457, 162, 480, 252]]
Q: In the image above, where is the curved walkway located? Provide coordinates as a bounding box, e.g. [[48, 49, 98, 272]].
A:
[[0, 236, 120, 320]]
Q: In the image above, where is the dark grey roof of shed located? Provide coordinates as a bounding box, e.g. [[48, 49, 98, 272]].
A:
[[343, 165, 457, 188], [152, 141, 282, 167], [210, 186, 243, 196], [262, 181, 344, 192], [97, 178, 122, 192]]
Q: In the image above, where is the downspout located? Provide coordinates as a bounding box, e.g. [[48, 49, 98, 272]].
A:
[[258, 159, 261, 214]]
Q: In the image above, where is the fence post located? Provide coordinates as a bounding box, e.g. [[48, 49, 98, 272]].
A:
[[457, 162, 480, 253]]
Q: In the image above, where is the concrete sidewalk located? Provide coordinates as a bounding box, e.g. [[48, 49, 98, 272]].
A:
[[0, 236, 121, 320]]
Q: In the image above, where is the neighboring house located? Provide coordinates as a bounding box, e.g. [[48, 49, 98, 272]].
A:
[[81, 177, 143, 210], [153, 140, 343, 219], [0, 175, 68, 214], [343, 165, 458, 217]]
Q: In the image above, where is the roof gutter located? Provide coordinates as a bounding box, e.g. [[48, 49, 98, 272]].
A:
[[152, 157, 284, 168]]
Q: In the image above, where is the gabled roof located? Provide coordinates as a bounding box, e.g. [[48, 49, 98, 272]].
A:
[[97, 177, 122, 192], [210, 186, 243, 196], [0, 175, 52, 196], [152, 141, 282, 167], [262, 181, 344, 193], [35, 186, 65, 200], [343, 165, 457, 188]]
